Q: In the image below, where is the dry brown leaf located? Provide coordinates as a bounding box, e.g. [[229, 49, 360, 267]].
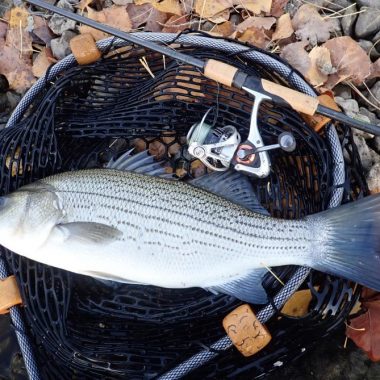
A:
[[32, 16, 55, 44], [9, 6, 29, 28], [0, 44, 34, 92], [346, 291, 380, 362], [280, 40, 310, 78], [281, 289, 313, 317], [292, 4, 335, 46], [208, 9, 230, 24], [0, 21, 8, 40], [238, 27, 270, 49], [32, 47, 56, 78], [236, 16, 276, 33], [134, 0, 182, 16], [272, 13, 293, 40], [76, 0, 93, 11], [236, 0, 272, 14], [212, 21, 235, 37], [306, 46, 332, 86], [270, 0, 289, 17], [79, 6, 132, 41], [323, 36, 371, 87], [162, 15, 190, 33], [195, 0, 271, 19], [369, 58, 380, 80], [126, 3, 168, 32]]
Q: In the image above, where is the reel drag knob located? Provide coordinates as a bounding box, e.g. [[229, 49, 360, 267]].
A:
[[278, 132, 296, 152]]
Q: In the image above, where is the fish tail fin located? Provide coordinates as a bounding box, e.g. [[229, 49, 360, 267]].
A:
[[310, 194, 380, 291]]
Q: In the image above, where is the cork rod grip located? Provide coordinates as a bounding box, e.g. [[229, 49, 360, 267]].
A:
[[204, 59, 239, 87], [261, 79, 319, 116]]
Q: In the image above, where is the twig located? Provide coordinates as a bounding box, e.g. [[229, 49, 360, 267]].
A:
[[261, 262, 285, 286], [345, 321, 366, 331], [326, 9, 366, 19], [139, 56, 155, 78], [345, 81, 380, 112], [198, 0, 207, 31], [343, 336, 348, 349]]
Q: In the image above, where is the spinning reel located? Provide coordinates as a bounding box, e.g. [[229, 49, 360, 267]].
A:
[[187, 90, 296, 178]]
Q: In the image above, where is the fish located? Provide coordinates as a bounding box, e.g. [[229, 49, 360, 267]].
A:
[[0, 150, 379, 304]]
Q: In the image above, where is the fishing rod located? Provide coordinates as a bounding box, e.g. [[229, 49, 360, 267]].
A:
[[25, 0, 380, 178], [26, 0, 380, 134]]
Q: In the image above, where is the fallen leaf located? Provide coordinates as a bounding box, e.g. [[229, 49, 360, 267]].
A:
[[281, 289, 313, 317], [0, 45, 34, 92], [270, 0, 289, 17], [368, 58, 380, 80], [208, 9, 230, 24], [236, 16, 276, 33], [32, 16, 55, 44], [306, 46, 333, 86], [126, 3, 168, 32], [323, 36, 371, 87], [162, 15, 190, 33], [272, 13, 293, 40], [292, 4, 335, 46], [238, 27, 270, 49], [236, 0, 272, 14], [212, 21, 235, 37], [134, 0, 182, 16], [76, 0, 93, 11], [79, 6, 132, 41], [9, 6, 29, 28], [32, 47, 56, 78], [280, 40, 310, 78], [346, 291, 380, 362], [0, 21, 7, 40], [195, 0, 271, 19]]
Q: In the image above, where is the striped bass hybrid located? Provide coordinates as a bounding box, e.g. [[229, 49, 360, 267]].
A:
[[0, 151, 379, 304]]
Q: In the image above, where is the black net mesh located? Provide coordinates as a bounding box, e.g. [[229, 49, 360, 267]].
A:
[[0, 40, 368, 379]]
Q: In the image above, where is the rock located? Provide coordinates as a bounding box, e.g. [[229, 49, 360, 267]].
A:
[[359, 106, 379, 124], [358, 39, 380, 59], [6, 91, 21, 111], [341, 4, 357, 36], [0, 0, 12, 17], [326, 0, 354, 11], [355, 7, 380, 39], [48, 0, 77, 35], [352, 113, 375, 139], [0, 93, 8, 113], [334, 97, 359, 115], [50, 30, 76, 60], [333, 84, 352, 99], [370, 81, 380, 104], [353, 133, 378, 171], [0, 75, 9, 93], [357, 0, 380, 10], [112, 0, 133, 4], [366, 162, 380, 193], [372, 29, 380, 43]]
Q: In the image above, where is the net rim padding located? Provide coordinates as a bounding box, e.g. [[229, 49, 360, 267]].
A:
[[4, 33, 346, 379]]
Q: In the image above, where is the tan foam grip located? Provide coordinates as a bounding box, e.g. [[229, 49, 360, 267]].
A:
[[70, 34, 102, 65], [204, 59, 239, 87], [223, 304, 272, 357], [0, 275, 22, 314], [261, 79, 320, 116]]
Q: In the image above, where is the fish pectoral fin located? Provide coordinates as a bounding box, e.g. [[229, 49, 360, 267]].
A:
[[53, 222, 123, 245], [207, 268, 268, 304], [189, 171, 269, 215]]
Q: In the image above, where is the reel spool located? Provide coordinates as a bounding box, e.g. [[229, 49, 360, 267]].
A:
[[187, 109, 297, 177]]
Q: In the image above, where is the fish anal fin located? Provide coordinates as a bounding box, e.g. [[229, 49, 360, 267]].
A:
[[208, 268, 268, 304]]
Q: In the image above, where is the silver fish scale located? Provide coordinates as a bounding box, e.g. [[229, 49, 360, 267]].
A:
[[39, 169, 313, 287]]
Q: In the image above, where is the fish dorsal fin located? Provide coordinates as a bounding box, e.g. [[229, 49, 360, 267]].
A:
[[190, 171, 269, 215], [208, 268, 268, 304], [52, 222, 122, 245], [107, 149, 173, 179]]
